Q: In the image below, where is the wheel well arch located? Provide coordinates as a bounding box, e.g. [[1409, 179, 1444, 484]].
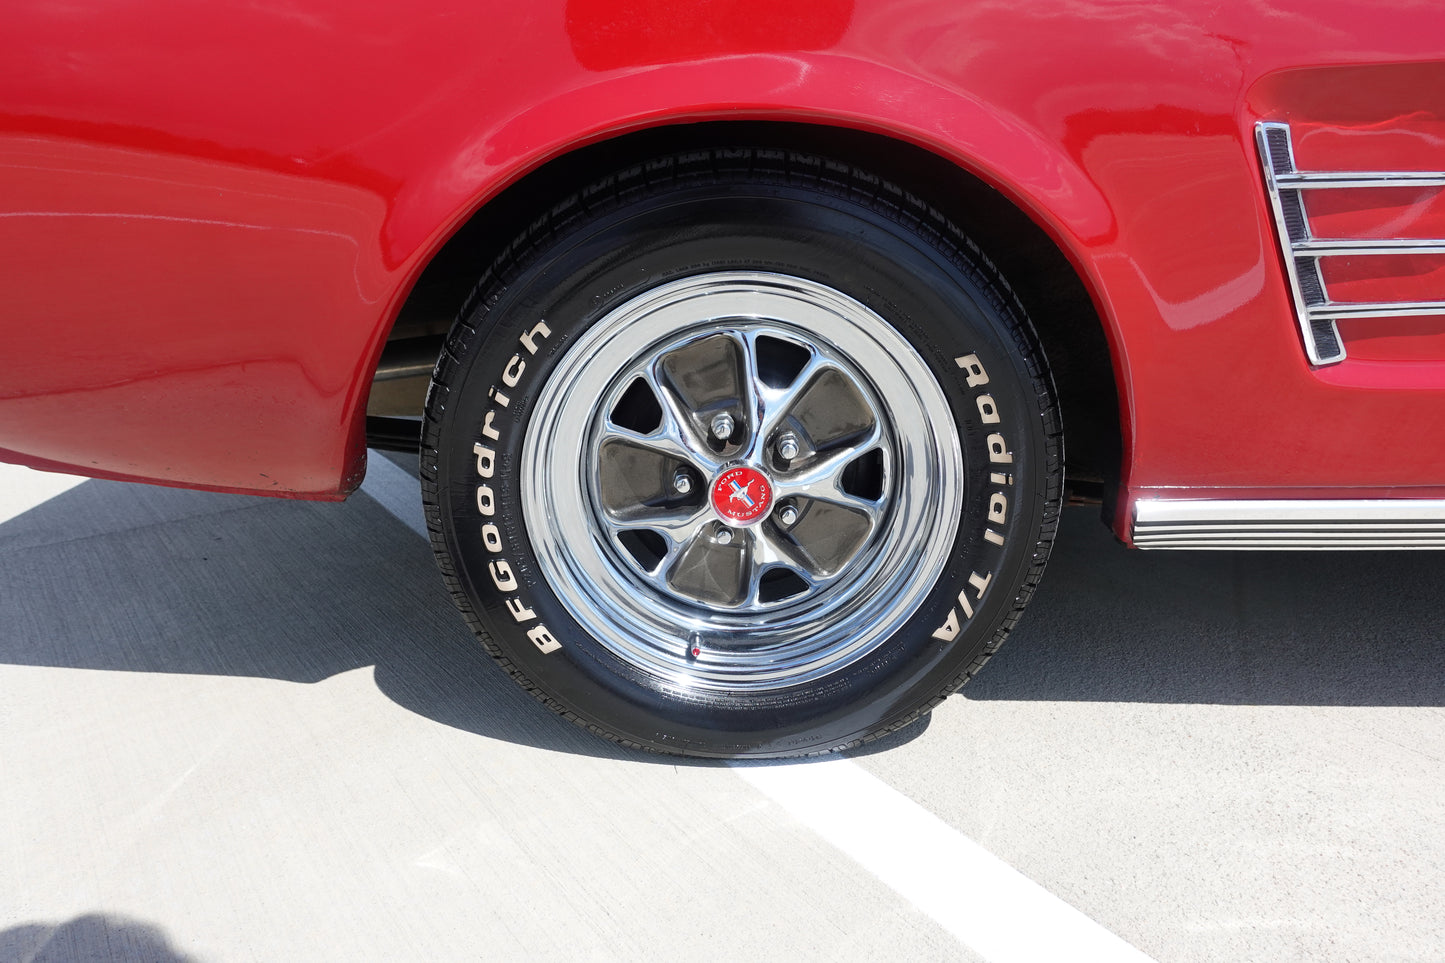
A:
[[380, 121, 1121, 504]]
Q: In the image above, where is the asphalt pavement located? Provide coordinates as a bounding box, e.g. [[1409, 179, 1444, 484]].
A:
[[1, 455, 1441, 962]]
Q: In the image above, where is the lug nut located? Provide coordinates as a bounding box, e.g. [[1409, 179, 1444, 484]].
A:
[[715, 526, 734, 545], [776, 432, 800, 461], [778, 505, 799, 526], [673, 470, 692, 495], [710, 412, 735, 441]]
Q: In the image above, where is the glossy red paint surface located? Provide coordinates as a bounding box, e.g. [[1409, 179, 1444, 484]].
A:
[[2, 0, 1443, 528]]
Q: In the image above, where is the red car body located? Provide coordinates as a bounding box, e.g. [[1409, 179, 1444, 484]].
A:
[[3, 0, 1444, 544]]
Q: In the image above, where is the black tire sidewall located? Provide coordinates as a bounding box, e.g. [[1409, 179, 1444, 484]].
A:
[[432, 182, 1052, 756]]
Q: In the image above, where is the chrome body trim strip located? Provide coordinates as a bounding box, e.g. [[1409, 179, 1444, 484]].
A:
[[1276, 171, 1445, 189], [1254, 122, 1445, 367], [1133, 499, 1445, 550], [1307, 301, 1445, 321], [1295, 238, 1445, 256], [1138, 540, 1445, 546], [1137, 499, 1445, 523]]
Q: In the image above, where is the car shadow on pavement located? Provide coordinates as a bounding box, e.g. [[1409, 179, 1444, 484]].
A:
[[0, 474, 657, 760], [0, 914, 195, 963], [1, 482, 1440, 764], [963, 506, 1445, 706]]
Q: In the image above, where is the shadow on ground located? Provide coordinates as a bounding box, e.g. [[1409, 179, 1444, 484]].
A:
[[965, 504, 1445, 705], [0, 914, 195, 963], [0, 474, 652, 760], [1, 476, 1440, 761]]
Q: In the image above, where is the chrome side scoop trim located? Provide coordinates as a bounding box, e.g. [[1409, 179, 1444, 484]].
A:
[[1255, 122, 1445, 367]]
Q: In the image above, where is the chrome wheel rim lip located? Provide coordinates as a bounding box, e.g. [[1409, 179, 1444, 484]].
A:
[[521, 272, 963, 693]]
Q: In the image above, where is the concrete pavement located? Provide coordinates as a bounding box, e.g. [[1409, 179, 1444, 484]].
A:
[[1, 457, 1441, 961]]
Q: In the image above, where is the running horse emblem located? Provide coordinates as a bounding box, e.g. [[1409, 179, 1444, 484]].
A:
[[728, 479, 756, 508]]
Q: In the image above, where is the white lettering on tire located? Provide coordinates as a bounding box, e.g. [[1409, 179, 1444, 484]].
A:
[[933, 352, 1015, 642], [473, 322, 561, 654]]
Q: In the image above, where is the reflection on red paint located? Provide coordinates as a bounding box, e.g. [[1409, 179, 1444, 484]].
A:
[[566, 0, 852, 71], [1322, 255, 1445, 305], [1306, 187, 1445, 242], [1338, 316, 1445, 362]]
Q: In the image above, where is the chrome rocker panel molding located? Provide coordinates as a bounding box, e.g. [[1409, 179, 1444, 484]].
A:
[[1254, 121, 1445, 367], [1133, 498, 1445, 550]]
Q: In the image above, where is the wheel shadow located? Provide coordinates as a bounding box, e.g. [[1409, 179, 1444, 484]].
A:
[[1, 481, 1440, 765]]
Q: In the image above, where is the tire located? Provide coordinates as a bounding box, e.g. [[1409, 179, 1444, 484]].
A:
[[421, 148, 1061, 757]]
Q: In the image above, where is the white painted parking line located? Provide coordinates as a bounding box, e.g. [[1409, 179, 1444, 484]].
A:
[[360, 453, 1158, 963], [733, 759, 1156, 963]]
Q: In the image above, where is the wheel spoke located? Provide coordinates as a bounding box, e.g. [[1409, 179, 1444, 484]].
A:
[[782, 425, 885, 512], [776, 427, 888, 577], [650, 360, 727, 472], [775, 500, 876, 578], [606, 502, 709, 538], [662, 529, 749, 607], [649, 523, 704, 586], [599, 502, 711, 594], [791, 479, 883, 519], [733, 331, 765, 454], [741, 524, 823, 607], [599, 366, 722, 477], [595, 438, 702, 518], [754, 352, 830, 448], [596, 422, 693, 466], [655, 505, 712, 541]]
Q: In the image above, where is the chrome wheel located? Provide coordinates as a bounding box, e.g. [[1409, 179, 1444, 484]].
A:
[[522, 272, 963, 692]]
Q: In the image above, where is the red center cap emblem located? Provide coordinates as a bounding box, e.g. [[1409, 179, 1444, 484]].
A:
[[711, 466, 772, 525]]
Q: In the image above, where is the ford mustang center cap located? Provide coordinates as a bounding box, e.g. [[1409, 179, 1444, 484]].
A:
[[711, 466, 773, 525]]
